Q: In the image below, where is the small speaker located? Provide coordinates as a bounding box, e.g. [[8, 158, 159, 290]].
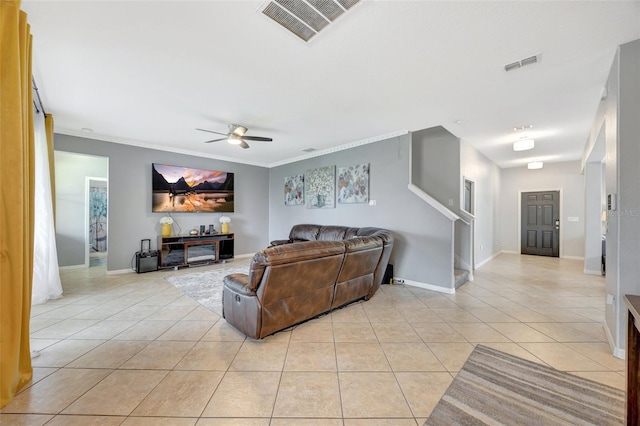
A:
[[382, 263, 393, 284]]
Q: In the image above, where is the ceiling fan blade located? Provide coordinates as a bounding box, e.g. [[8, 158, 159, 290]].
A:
[[241, 136, 272, 142], [196, 128, 228, 136], [203, 138, 227, 143], [239, 140, 250, 149]]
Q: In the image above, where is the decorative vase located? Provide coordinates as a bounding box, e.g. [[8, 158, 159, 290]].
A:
[[221, 223, 229, 234], [161, 223, 171, 237]]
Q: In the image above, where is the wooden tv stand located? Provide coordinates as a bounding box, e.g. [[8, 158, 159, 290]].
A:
[[158, 233, 234, 269]]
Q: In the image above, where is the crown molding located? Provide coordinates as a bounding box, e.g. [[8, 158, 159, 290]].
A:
[[55, 128, 409, 169], [56, 128, 271, 168], [267, 130, 409, 168]]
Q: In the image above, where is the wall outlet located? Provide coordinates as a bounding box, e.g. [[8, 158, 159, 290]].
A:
[[393, 278, 405, 284]]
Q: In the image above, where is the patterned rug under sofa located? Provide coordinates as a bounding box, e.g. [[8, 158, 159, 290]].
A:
[[424, 344, 625, 426]]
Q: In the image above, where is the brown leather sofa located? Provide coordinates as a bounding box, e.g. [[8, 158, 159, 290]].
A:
[[222, 224, 393, 339]]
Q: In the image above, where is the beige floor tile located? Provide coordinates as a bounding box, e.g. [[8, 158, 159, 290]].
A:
[[30, 319, 101, 339], [0, 414, 53, 425], [410, 322, 466, 343], [31, 339, 106, 368], [486, 322, 556, 343], [475, 343, 546, 364], [132, 371, 224, 417], [335, 342, 390, 371], [418, 296, 459, 308], [272, 372, 341, 417], [229, 341, 288, 371], [448, 323, 511, 343], [395, 372, 453, 418], [381, 342, 446, 372], [519, 342, 611, 371], [526, 322, 602, 342], [370, 322, 421, 342], [427, 342, 475, 372], [145, 305, 197, 321], [363, 307, 407, 322], [283, 342, 337, 371], [70, 304, 128, 320], [563, 322, 608, 341], [564, 342, 626, 371], [464, 307, 518, 323], [430, 308, 481, 323], [196, 419, 269, 426], [62, 370, 168, 415], [26, 367, 60, 389], [331, 303, 368, 322], [495, 306, 552, 322], [176, 341, 243, 371], [473, 295, 516, 308], [67, 341, 149, 368], [289, 321, 334, 342], [339, 372, 412, 418], [200, 321, 248, 342], [271, 419, 343, 426], [33, 304, 95, 319], [399, 306, 442, 323], [120, 341, 196, 369], [30, 338, 61, 352], [112, 320, 177, 341], [531, 308, 597, 323], [45, 415, 126, 425], [30, 318, 62, 333], [68, 320, 138, 340], [124, 418, 198, 426], [107, 305, 163, 321], [157, 320, 216, 341], [343, 420, 419, 426], [183, 306, 222, 321], [2, 369, 112, 414], [332, 322, 378, 342], [201, 372, 281, 417]]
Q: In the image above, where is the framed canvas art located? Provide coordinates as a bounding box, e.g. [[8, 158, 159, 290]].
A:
[[305, 166, 335, 209], [337, 163, 369, 204], [284, 174, 304, 206]]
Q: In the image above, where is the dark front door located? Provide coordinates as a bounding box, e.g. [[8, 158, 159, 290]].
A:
[[521, 191, 559, 257]]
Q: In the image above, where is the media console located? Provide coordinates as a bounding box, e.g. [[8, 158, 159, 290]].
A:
[[158, 233, 234, 269]]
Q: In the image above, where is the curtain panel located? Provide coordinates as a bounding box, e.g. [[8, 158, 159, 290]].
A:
[[0, 0, 36, 408]]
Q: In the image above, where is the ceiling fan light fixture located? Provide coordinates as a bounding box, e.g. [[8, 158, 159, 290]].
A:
[[528, 161, 543, 170], [228, 134, 243, 145], [513, 139, 535, 151]]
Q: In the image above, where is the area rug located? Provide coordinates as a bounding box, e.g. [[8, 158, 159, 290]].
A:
[[165, 265, 249, 316], [425, 345, 625, 426]]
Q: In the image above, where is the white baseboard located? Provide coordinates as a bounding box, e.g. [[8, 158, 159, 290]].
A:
[[584, 269, 603, 276], [603, 322, 625, 360], [58, 264, 87, 271], [475, 251, 503, 269], [394, 277, 455, 294]]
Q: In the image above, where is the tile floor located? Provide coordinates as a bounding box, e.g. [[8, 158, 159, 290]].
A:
[[1, 253, 625, 425]]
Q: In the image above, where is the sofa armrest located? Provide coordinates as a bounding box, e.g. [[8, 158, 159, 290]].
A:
[[223, 274, 256, 296]]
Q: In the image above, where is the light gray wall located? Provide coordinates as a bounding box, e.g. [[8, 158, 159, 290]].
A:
[[269, 134, 455, 289], [499, 161, 585, 258], [54, 134, 270, 271], [411, 126, 461, 210], [584, 161, 603, 274], [460, 141, 502, 266], [600, 39, 640, 353], [54, 151, 108, 267]]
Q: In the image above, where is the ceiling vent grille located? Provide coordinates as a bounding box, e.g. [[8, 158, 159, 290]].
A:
[[259, 0, 362, 42], [504, 53, 541, 72]]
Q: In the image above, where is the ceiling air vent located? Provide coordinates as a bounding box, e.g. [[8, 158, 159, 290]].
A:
[[504, 53, 541, 72], [259, 0, 362, 42]]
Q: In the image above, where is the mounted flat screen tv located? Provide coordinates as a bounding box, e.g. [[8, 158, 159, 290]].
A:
[[152, 163, 234, 213]]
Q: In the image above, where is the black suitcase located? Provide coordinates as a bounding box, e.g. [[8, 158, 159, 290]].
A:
[[135, 239, 158, 273]]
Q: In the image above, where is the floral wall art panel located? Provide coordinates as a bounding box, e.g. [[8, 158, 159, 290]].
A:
[[305, 166, 335, 209], [284, 174, 304, 206], [337, 163, 369, 204]]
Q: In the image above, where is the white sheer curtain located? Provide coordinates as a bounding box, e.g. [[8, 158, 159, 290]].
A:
[[32, 107, 62, 305]]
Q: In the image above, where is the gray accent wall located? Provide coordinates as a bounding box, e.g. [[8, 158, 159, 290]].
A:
[[54, 134, 270, 272], [269, 134, 455, 289], [499, 161, 585, 258]]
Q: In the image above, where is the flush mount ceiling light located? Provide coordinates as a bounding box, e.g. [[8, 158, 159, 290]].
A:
[[513, 139, 535, 151], [528, 161, 543, 170]]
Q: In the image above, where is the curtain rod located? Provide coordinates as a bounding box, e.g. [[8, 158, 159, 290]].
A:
[[32, 76, 47, 116]]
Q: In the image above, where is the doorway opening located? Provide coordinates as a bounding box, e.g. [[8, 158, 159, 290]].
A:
[[520, 190, 560, 257], [87, 177, 108, 267]]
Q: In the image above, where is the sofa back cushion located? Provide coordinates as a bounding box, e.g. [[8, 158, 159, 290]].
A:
[[332, 236, 383, 308], [289, 224, 322, 242]]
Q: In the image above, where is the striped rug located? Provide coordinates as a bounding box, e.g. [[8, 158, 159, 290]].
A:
[[425, 345, 625, 426]]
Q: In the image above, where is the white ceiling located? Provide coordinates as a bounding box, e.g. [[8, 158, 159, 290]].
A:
[[22, 1, 640, 168]]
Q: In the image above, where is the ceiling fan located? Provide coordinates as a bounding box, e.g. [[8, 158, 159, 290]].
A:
[[196, 124, 273, 149]]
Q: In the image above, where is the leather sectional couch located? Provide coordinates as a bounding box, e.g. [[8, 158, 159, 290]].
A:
[[222, 224, 394, 339]]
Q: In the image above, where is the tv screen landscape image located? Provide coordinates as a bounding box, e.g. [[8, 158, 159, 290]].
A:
[[152, 163, 234, 213]]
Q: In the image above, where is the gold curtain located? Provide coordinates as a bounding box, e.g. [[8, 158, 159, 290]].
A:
[[0, 0, 35, 408], [45, 113, 56, 220]]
